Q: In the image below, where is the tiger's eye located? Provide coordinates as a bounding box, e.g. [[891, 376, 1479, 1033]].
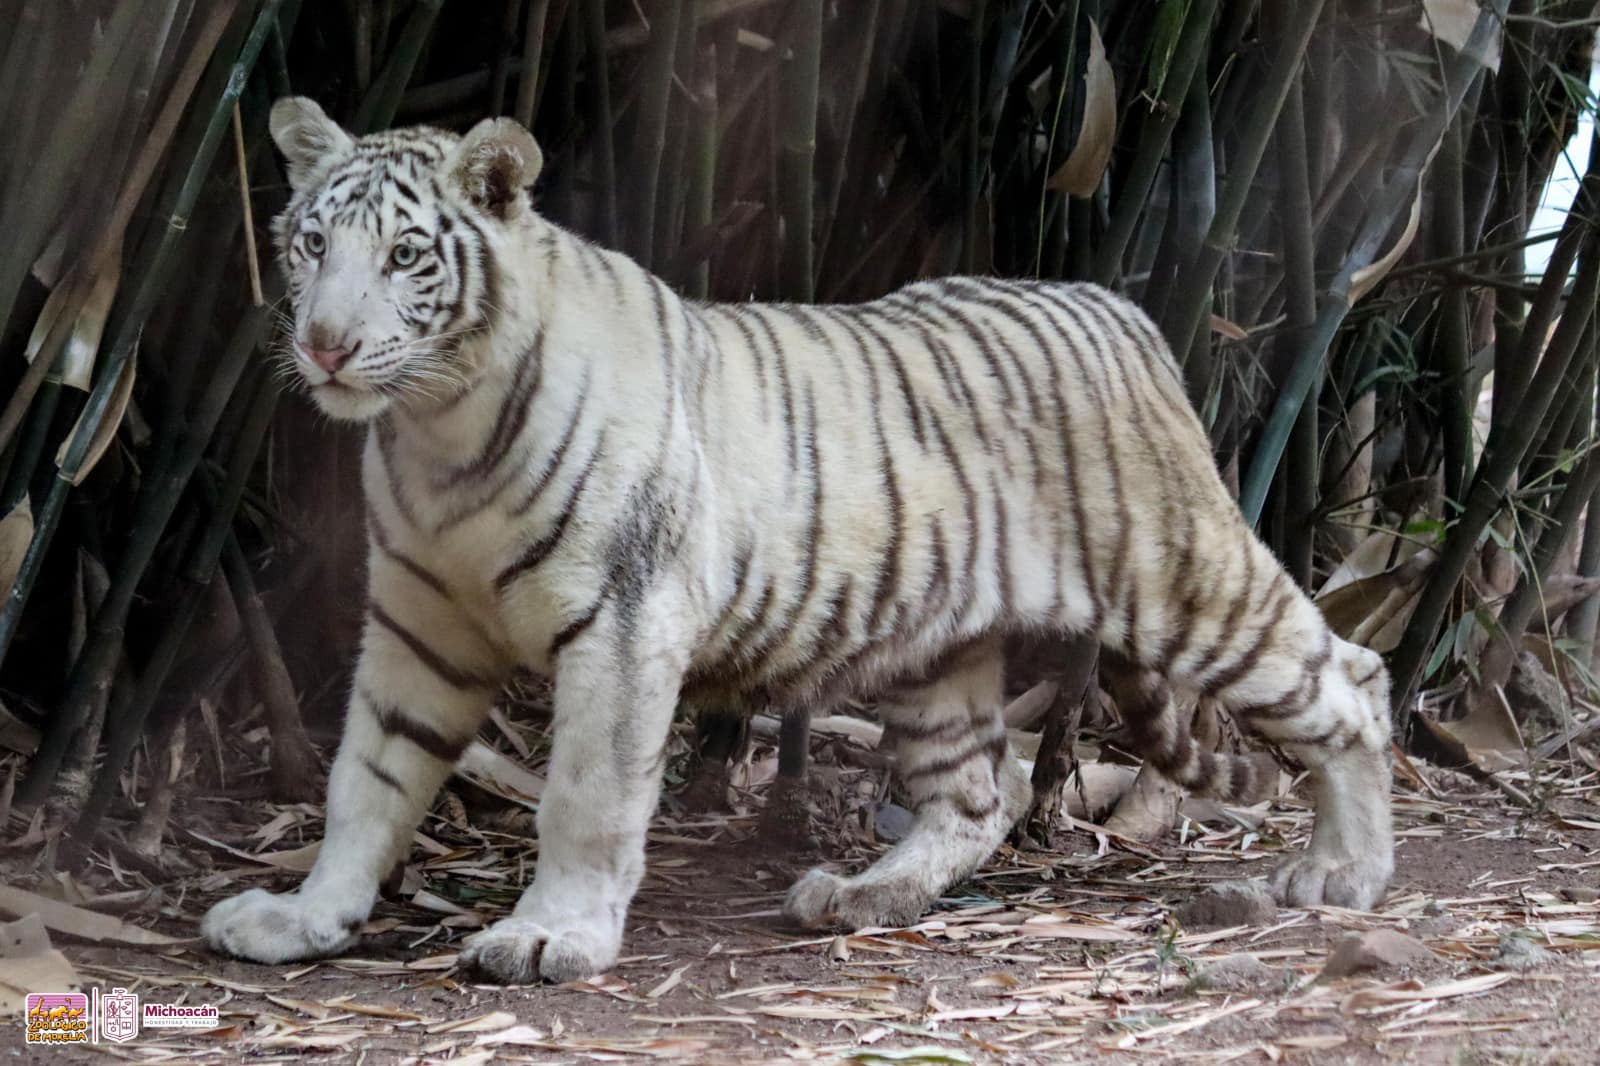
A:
[[304, 231, 326, 256], [391, 243, 419, 268]]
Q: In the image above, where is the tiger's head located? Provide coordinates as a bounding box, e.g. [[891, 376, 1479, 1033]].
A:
[[269, 97, 543, 422]]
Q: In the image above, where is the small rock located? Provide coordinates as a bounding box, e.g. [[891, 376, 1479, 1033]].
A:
[[1179, 881, 1277, 929], [1492, 935, 1554, 972], [1559, 886, 1599, 903], [1320, 928, 1433, 979], [1189, 954, 1285, 995], [872, 802, 915, 843]]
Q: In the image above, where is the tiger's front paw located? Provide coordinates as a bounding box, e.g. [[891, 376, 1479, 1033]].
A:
[[783, 868, 932, 931], [458, 917, 617, 984], [1270, 852, 1391, 911], [202, 888, 361, 963]]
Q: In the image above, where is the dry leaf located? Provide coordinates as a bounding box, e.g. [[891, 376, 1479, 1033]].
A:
[[1349, 176, 1424, 305], [457, 739, 544, 804], [0, 886, 181, 946], [1439, 686, 1526, 773], [60, 239, 123, 391], [1047, 20, 1115, 198], [1209, 314, 1249, 341], [1103, 762, 1180, 841], [0, 915, 79, 1013], [474, 1024, 549, 1047], [1341, 972, 1512, 1012], [54, 350, 136, 484], [1418, 0, 1502, 70], [427, 1009, 518, 1034], [0, 497, 34, 606]]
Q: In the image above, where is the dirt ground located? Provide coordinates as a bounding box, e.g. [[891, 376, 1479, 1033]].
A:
[[3, 721, 1599, 1065]]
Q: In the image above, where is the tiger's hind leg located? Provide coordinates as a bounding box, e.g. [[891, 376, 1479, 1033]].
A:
[[1210, 624, 1393, 910], [783, 643, 1030, 930]]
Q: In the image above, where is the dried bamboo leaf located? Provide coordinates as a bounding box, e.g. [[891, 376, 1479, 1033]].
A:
[[1419, 0, 1501, 71], [0, 497, 33, 606], [53, 346, 135, 484], [1046, 20, 1115, 198], [0, 886, 182, 946], [1348, 176, 1424, 306]]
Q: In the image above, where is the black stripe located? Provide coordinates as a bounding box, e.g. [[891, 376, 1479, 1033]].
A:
[[363, 758, 408, 797], [369, 603, 493, 690], [365, 689, 472, 762], [550, 599, 604, 657], [494, 436, 606, 591]]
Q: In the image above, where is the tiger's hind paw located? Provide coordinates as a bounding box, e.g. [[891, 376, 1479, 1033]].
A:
[[203, 888, 360, 964], [1270, 852, 1390, 911], [459, 916, 615, 984], [782, 867, 932, 931]]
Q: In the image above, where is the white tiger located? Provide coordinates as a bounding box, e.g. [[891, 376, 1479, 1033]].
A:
[[202, 98, 1394, 984]]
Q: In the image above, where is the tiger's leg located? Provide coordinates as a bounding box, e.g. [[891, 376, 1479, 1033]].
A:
[[1101, 657, 1278, 805], [203, 564, 504, 962], [460, 595, 688, 983], [1204, 609, 1393, 910], [784, 643, 1031, 929]]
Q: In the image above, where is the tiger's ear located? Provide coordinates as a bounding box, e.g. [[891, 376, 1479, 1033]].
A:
[[448, 117, 543, 221], [270, 97, 354, 189]]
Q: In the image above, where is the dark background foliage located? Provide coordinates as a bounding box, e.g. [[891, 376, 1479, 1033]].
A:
[[0, 0, 1597, 858]]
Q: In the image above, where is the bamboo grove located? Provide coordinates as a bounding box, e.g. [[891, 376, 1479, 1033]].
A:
[[0, 0, 1597, 857]]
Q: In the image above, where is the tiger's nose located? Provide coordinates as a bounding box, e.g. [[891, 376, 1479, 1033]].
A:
[[301, 343, 354, 373]]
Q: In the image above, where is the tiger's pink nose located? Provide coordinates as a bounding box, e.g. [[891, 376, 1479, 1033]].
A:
[[302, 344, 353, 373]]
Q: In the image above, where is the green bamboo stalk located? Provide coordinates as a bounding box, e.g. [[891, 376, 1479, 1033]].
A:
[[1434, 111, 1472, 505], [653, 0, 701, 277], [1568, 375, 1600, 663], [962, 0, 986, 275], [629, 0, 685, 267], [490, 0, 523, 115], [1092, 0, 1219, 288], [1163, 0, 1325, 378], [514, 0, 553, 127], [1391, 209, 1600, 719], [0, 1, 146, 337], [63, 366, 282, 853], [1276, 71, 1316, 588], [1237, 1, 1504, 526], [778, 0, 823, 299], [683, 45, 717, 298], [0, 0, 284, 686], [353, 0, 444, 133], [585, 0, 620, 245], [16, 303, 273, 807], [816, 0, 881, 274]]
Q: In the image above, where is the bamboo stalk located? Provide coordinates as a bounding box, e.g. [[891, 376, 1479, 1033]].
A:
[[1392, 207, 1600, 719], [0, 0, 284, 686], [1165, 0, 1326, 390], [1275, 70, 1316, 588], [353, 0, 444, 133], [490, 0, 523, 116], [1237, 1, 1504, 526], [1092, 0, 1219, 288], [629, 0, 685, 267], [514, 0, 552, 127], [777, 0, 823, 300], [64, 368, 283, 854], [585, 0, 620, 245]]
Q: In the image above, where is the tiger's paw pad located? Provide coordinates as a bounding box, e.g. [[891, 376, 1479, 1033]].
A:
[[459, 917, 613, 984], [202, 888, 359, 964], [782, 868, 930, 931], [1270, 853, 1390, 911]]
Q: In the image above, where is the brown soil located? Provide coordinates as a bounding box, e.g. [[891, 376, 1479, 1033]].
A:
[[6, 741, 1599, 1064]]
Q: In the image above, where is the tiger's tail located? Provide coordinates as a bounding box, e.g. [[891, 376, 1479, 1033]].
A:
[[1101, 658, 1278, 805]]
